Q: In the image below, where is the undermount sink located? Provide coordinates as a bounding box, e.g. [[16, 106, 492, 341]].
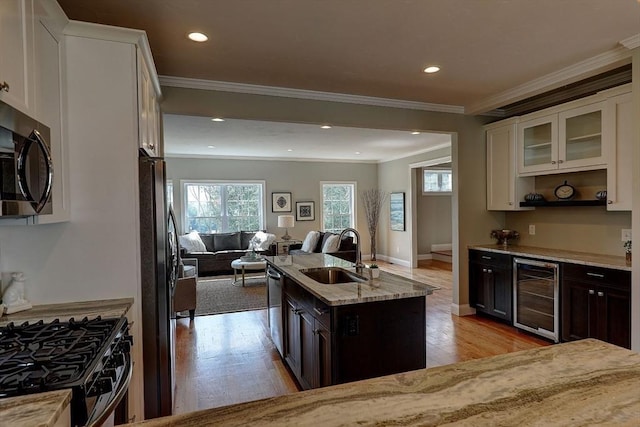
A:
[[300, 267, 367, 284]]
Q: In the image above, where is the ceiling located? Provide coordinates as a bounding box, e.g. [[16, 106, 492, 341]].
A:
[[57, 0, 640, 160], [163, 115, 451, 162]]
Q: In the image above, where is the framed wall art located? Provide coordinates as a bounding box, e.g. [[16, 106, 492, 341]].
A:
[[390, 192, 405, 231], [272, 192, 292, 212], [296, 201, 315, 221]]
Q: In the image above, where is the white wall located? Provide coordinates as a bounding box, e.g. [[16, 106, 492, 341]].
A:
[[415, 168, 453, 255]]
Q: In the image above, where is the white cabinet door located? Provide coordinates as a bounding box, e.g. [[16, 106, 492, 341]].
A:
[[558, 101, 606, 170], [517, 114, 558, 175], [0, 0, 34, 114], [605, 92, 632, 211], [137, 52, 160, 157], [487, 123, 534, 211], [31, 3, 69, 224]]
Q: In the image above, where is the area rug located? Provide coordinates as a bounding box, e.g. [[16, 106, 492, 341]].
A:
[[194, 275, 267, 316]]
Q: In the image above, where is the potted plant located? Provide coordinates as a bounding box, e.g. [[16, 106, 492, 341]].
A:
[[367, 263, 380, 279], [624, 240, 631, 264]]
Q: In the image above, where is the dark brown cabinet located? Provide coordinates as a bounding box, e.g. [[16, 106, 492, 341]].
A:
[[561, 263, 631, 349], [469, 250, 512, 322], [283, 278, 333, 390], [281, 275, 425, 390]]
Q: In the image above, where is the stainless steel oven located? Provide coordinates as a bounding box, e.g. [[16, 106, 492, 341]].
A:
[[513, 258, 559, 342], [0, 100, 53, 217]]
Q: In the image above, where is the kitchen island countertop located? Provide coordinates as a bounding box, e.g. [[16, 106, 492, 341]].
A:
[[128, 339, 640, 426], [469, 244, 630, 271], [264, 253, 438, 306]]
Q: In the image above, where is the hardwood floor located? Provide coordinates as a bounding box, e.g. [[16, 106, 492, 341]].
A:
[[173, 259, 549, 415]]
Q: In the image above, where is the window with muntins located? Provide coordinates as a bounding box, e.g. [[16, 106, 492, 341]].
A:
[[321, 182, 355, 233], [183, 181, 265, 233], [422, 168, 452, 194]]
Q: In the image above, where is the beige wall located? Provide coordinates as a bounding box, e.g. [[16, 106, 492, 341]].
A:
[[166, 157, 378, 253], [162, 86, 494, 311], [416, 168, 453, 255]]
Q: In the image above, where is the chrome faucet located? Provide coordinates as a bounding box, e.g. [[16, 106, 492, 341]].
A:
[[339, 227, 363, 273]]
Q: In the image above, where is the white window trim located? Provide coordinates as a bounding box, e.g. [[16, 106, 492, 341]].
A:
[[320, 181, 357, 231], [181, 179, 266, 232], [422, 167, 452, 196]]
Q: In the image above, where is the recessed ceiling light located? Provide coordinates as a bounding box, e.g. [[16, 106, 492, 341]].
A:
[[321, 125, 332, 129], [287, 149, 293, 152], [207, 145, 215, 149], [411, 131, 421, 135], [423, 66, 440, 74], [211, 118, 225, 122], [355, 152, 361, 155], [188, 32, 208, 42]]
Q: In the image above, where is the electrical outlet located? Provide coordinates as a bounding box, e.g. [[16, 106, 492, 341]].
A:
[[621, 229, 632, 242], [528, 224, 536, 235]]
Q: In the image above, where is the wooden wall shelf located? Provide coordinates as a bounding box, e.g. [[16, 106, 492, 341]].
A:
[[519, 200, 606, 207]]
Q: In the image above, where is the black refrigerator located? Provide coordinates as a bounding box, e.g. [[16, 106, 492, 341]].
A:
[[139, 149, 175, 419]]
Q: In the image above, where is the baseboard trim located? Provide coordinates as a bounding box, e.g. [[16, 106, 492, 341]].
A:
[[451, 303, 476, 317], [376, 255, 410, 267], [432, 254, 452, 263], [430, 243, 452, 252], [417, 254, 433, 261]]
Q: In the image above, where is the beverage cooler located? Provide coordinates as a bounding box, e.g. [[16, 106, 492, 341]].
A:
[[513, 258, 560, 342]]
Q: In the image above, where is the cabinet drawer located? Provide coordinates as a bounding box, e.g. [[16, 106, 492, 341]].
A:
[[562, 263, 630, 289], [469, 250, 511, 266], [313, 300, 331, 329]]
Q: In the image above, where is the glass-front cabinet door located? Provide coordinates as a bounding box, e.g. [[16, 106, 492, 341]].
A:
[[558, 101, 605, 170], [517, 114, 558, 175]]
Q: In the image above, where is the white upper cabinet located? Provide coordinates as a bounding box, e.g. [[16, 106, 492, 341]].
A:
[[0, 0, 34, 115], [486, 121, 534, 211], [604, 90, 632, 211], [138, 51, 161, 157], [517, 101, 606, 176]]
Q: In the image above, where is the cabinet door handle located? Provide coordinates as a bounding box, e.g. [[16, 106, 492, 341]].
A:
[[589, 289, 595, 295], [558, 159, 564, 164], [481, 256, 492, 260], [551, 160, 557, 164], [586, 272, 605, 279], [607, 200, 613, 204], [597, 291, 604, 297], [487, 269, 493, 274], [313, 307, 328, 316], [482, 268, 487, 273], [0, 81, 9, 92], [508, 202, 513, 206]]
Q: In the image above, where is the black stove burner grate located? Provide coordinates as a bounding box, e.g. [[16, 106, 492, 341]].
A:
[[0, 316, 120, 397]]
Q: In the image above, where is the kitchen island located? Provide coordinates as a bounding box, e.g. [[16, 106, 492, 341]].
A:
[[129, 339, 640, 426], [265, 253, 438, 389]]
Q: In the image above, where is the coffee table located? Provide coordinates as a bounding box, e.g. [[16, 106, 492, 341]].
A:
[[231, 258, 267, 286]]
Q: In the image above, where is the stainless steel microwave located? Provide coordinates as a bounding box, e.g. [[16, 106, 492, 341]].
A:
[[0, 101, 53, 217]]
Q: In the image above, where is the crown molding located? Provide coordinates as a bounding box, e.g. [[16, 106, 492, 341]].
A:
[[465, 44, 635, 115], [158, 76, 465, 114], [620, 34, 640, 50]]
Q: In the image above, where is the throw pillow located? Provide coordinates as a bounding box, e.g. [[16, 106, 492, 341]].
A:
[[301, 231, 320, 253], [250, 231, 277, 251], [321, 234, 341, 253], [178, 231, 207, 252]]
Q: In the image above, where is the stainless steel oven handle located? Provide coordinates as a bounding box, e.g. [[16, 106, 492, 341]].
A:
[[87, 352, 133, 427]]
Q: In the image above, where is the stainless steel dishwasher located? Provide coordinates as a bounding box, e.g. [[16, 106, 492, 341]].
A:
[[267, 266, 284, 357], [513, 258, 559, 342]]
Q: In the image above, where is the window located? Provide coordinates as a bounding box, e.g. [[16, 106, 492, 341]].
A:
[[422, 168, 452, 194], [183, 181, 265, 233], [321, 182, 356, 233]]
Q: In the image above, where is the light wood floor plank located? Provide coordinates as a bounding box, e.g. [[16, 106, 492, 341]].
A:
[[173, 259, 549, 414]]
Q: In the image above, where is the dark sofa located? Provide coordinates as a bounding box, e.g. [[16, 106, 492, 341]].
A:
[[288, 231, 357, 263], [179, 231, 274, 276]]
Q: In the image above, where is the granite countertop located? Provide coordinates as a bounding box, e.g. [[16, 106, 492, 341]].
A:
[[0, 298, 134, 426], [0, 297, 133, 327], [129, 339, 640, 426], [264, 253, 438, 306], [0, 390, 71, 427], [469, 244, 630, 271]]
